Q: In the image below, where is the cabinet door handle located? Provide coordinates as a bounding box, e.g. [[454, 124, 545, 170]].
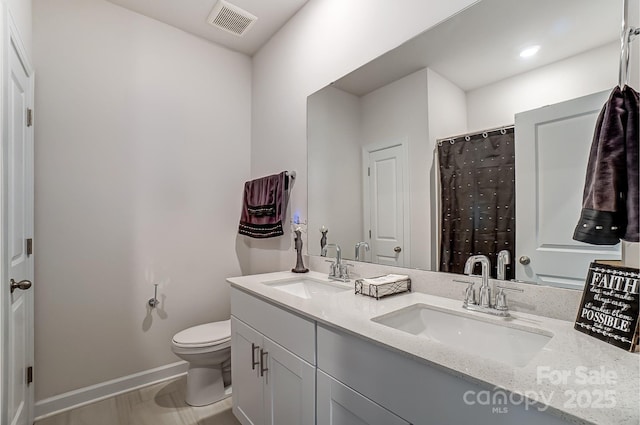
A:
[[259, 349, 269, 377], [251, 343, 260, 370]]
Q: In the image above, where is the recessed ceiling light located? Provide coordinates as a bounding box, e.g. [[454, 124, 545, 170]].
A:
[[520, 45, 540, 58]]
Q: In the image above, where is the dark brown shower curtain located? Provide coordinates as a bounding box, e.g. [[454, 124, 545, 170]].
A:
[[438, 128, 515, 279]]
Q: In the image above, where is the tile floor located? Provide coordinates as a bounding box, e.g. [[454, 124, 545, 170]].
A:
[[35, 376, 240, 425]]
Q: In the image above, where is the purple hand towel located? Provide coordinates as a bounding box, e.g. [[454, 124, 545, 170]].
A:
[[238, 172, 289, 238]]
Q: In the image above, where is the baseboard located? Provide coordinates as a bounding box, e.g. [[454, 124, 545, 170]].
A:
[[34, 360, 189, 420]]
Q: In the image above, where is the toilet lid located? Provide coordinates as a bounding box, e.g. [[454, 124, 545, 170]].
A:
[[172, 320, 231, 348]]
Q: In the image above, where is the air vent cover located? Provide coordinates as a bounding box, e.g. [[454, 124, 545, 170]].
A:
[[207, 0, 257, 37]]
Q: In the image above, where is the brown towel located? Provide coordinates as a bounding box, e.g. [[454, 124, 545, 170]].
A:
[[238, 172, 289, 238], [623, 86, 639, 242], [573, 86, 639, 244]]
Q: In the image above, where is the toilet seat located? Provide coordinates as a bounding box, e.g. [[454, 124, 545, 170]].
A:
[[172, 320, 231, 349]]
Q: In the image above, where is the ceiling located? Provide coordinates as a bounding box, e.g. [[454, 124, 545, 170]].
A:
[[333, 0, 622, 95], [106, 0, 310, 55]]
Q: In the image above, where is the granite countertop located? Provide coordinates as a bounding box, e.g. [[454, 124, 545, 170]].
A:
[[227, 270, 640, 425]]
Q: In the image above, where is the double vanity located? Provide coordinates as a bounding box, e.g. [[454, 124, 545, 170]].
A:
[[227, 269, 639, 425]]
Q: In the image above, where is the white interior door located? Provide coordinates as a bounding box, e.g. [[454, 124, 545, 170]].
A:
[[2, 14, 34, 425], [364, 144, 409, 267], [515, 90, 620, 288]]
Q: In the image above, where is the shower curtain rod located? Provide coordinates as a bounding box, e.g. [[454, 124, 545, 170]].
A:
[[436, 125, 514, 146], [619, 0, 639, 87]]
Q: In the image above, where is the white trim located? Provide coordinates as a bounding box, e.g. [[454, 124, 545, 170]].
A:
[[34, 361, 189, 420]]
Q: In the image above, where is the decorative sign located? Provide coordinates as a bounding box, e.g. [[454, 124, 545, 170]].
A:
[[575, 261, 640, 352]]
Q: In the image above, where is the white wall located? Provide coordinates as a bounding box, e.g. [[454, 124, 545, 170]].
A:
[[426, 69, 468, 141], [32, 0, 251, 401], [426, 68, 468, 268], [360, 69, 429, 269], [466, 42, 619, 131], [307, 86, 362, 256], [249, 0, 477, 273]]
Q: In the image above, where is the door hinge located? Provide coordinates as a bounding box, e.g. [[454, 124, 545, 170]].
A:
[[369, 230, 372, 238], [367, 167, 370, 176], [26, 238, 33, 256], [27, 366, 33, 385], [26, 108, 33, 127]]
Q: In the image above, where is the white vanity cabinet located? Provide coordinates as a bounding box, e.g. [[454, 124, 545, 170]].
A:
[[230, 288, 316, 425], [317, 370, 410, 425]]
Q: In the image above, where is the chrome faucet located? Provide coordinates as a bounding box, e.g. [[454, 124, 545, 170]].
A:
[[464, 255, 491, 307], [321, 243, 351, 282], [354, 242, 370, 262], [458, 254, 523, 317], [496, 250, 511, 281]]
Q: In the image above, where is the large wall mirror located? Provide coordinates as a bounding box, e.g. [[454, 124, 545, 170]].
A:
[[307, 0, 633, 289]]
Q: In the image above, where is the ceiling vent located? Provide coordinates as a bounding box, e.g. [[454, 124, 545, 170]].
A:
[[207, 0, 258, 37]]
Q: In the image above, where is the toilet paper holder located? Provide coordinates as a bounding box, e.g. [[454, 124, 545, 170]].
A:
[[148, 284, 160, 308]]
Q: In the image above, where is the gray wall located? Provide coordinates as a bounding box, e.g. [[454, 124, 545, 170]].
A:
[[33, 0, 251, 400]]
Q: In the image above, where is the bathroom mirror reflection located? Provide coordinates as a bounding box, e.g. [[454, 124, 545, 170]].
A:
[[307, 0, 630, 288]]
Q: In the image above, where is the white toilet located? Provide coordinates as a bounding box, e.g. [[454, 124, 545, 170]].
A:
[[171, 320, 232, 406]]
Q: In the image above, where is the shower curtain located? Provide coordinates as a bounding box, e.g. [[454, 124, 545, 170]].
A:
[[438, 128, 515, 279]]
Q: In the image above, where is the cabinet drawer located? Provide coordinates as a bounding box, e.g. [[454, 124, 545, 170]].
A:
[[317, 325, 571, 425], [231, 287, 315, 364]]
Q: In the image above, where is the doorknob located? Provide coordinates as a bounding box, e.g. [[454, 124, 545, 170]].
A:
[[10, 279, 32, 293], [394, 246, 402, 253], [519, 256, 531, 265]]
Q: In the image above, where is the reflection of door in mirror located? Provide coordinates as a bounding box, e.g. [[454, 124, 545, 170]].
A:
[[515, 90, 621, 289], [363, 142, 409, 267]]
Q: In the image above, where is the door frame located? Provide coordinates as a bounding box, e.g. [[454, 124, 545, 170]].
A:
[[1, 5, 35, 425], [361, 139, 411, 267]]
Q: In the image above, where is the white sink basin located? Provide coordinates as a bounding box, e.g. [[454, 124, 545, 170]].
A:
[[372, 304, 552, 367], [262, 277, 351, 299]]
